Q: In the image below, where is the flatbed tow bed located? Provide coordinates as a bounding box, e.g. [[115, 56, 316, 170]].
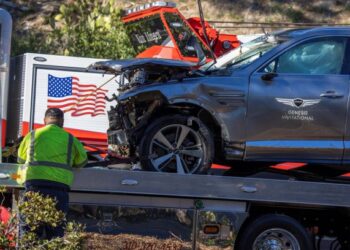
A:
[[1, 163, 350, 249]]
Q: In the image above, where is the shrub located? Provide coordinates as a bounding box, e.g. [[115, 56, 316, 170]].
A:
[[12, 0, 136, 59], [48, 0, 136, 59], [0, 189, 84, 250]]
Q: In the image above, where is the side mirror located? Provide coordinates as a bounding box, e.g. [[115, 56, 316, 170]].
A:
[[186, 36, 206, 66], [261, 72, 277, 81]]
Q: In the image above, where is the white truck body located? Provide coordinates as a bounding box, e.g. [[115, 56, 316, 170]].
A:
[[7, 53, 116, 149]]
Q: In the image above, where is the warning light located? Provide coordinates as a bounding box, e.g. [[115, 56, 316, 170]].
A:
[[10, 173, 20, 180], [124, 2, 176, 16], [203, 224, 220, 235]]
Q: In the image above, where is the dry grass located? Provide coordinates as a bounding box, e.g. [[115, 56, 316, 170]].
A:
[[82, 233, 192, 250], [8, 0, 350, 35], [82, 233, 233, 250]]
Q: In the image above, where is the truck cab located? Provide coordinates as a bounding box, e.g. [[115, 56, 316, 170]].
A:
[[122, 1, 240, 63]]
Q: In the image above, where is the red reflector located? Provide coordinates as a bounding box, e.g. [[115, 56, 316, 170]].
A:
[[203, 225, 220, 235], [341, 173, 350, 177], [270, 162, 307, 171], [211, 164, 231, 170]]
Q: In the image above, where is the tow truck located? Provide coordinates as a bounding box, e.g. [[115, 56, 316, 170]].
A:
[[1, 7, 350, 250], [122, 1, 241, 62]]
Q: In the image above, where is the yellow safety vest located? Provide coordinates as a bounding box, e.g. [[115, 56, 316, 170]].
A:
[[17, 124, 87, 187]]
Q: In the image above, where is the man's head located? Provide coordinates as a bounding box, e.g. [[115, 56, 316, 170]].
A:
[[44, 108, 64, 127]]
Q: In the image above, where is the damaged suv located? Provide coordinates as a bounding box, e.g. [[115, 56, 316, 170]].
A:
[[91, 27, 350, 174]]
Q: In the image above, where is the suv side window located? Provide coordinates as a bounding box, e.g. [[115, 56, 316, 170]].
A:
[[263, 37, 347, 75]]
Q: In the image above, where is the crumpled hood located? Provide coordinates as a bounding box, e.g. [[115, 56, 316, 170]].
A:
[[88, 58, 197, 91], [89, 58, 195, 74]]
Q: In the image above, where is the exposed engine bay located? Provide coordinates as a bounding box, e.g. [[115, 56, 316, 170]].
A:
[[91, 58, 195, 91], [90, 58, 196, 162]]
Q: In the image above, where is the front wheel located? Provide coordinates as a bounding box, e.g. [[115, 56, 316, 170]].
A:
[[236, 214, 314, 250], [139, 115, 214, 174]]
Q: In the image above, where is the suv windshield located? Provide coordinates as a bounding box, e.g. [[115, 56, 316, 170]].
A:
[[229, 43, 276, 68], [201, 34, 279, 71]]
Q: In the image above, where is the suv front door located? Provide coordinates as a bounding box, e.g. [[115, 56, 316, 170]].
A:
[[246, 36, 350, 163]]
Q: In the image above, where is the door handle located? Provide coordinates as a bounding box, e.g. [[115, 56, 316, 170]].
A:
[[320, 91, 343, 98]]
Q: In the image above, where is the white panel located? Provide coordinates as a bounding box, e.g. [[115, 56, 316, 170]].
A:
[[34, 68, 116, 132], [19, 53, 117, 135]]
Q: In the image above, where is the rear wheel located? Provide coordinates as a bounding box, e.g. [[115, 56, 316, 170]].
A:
[[139, 115, 214, 174], [236, 214, 313, 250]]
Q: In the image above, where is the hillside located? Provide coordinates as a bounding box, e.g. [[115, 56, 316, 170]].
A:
[[4, 0, 350, 56], [9, 0, 350, 33]]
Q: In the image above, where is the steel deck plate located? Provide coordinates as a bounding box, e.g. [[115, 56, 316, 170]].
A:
[[1, 164, 350, 208]]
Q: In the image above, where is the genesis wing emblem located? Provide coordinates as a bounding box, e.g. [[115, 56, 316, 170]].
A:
[[301, 99, 321, 107], [276, 98, 320, 108]]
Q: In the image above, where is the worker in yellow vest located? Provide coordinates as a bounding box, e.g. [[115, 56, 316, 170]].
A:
[[17, 108, 87, 239]]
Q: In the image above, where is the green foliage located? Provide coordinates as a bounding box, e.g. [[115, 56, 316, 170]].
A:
[[11, 31, 51, 56], [0, 191, 84, 250], [19, 191, 65, 232], [11, 0, 136, 59], [18, 191, 85, 250], [49, 0, 136, 59]]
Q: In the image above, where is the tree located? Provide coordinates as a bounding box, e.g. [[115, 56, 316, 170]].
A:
[[12, 0, 136, 59], [49, 0, 136, 59]]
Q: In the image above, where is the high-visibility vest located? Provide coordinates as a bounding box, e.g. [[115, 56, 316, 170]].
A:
[[17, 124, 88, 187]]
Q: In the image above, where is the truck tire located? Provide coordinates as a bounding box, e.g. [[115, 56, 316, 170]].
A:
[[139, 115, 214, 174], [236, 214, 314, 250]]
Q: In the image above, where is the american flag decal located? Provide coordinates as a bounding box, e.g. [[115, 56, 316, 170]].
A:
[[47, 74, 108, 117]]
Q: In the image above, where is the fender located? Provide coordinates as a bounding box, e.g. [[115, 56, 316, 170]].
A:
[[118, 84, 230, 141]]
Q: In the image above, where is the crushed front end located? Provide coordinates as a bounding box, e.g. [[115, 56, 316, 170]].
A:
[[89, 58, 194, 163], [106, 95, 163, 162]]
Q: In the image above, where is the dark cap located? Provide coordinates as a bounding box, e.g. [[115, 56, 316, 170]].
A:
[[45, 108, 64, 119]]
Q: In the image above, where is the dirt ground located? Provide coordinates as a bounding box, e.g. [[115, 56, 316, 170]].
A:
[[82, 233, 191, 250], [82, 233, 233, 250]]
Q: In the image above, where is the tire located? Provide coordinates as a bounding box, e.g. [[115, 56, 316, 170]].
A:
[[236, 214, 314, 250], [139, 115, 214, 174]]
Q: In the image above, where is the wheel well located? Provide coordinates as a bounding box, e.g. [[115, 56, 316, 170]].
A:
[[236, 202, 350, 248], [126, 93, 223, 160], [149, 103, 223, 160], [235, 212, 314, 250]]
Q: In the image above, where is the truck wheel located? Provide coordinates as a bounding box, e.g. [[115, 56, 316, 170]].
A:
[[139, 115, 214, 174], [236, 214, 313, 250]]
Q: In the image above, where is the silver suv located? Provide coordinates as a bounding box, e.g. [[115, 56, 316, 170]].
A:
[[92, 27, 350, 174]]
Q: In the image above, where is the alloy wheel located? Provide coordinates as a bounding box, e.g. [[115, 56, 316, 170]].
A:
[[149, 124, 204, 174]]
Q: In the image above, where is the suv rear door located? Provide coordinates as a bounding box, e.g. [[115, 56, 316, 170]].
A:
[[245, 36, 350, 163]]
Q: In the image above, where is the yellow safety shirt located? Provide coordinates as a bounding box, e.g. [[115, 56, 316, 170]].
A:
[[17, 124, 88, 187]]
